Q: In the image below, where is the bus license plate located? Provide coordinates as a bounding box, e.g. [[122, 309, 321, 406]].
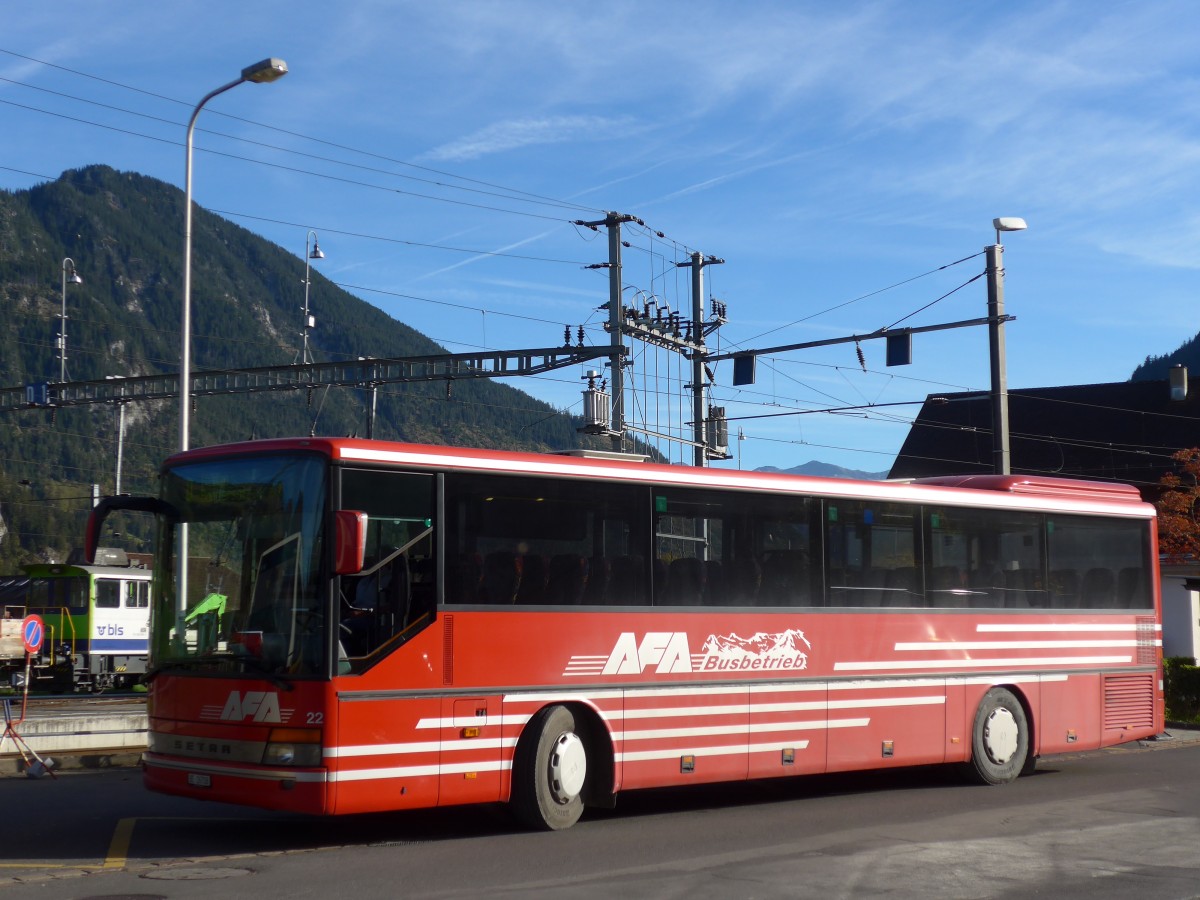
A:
[[187, 773, 211, 788]]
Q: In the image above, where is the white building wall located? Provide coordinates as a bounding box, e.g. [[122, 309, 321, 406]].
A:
[[1161, 575, 1200, 664]]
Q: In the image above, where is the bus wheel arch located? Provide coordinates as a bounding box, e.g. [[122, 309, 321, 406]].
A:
[[966, 686, 1032, 785], [510, 702, 613, 830]]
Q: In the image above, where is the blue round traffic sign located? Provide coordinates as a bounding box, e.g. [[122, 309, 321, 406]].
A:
[[21, 614, 44, 654]]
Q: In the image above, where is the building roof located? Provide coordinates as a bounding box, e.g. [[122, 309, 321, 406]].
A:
[[888, 375, 1200, 495]]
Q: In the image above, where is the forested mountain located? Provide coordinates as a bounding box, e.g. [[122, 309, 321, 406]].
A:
[[1132, 336, 1200, 381], [0, 166, 611, 568]]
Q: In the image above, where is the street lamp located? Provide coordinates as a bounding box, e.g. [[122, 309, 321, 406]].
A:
[[986, 216, 1027, 476], [180, 57, 288, 454], [302, 230, 324, 364], [59, 258, 82, 383], [177, 58, 287, 623]]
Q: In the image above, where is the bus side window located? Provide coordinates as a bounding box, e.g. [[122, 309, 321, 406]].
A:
[[1047, 515, 1152, 610], [444, 473, 648, 608], [827, 500, 921, 608]]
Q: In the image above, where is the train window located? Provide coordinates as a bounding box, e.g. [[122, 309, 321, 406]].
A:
[[96, 579, 120, 609], [125, 581, 150, 608]]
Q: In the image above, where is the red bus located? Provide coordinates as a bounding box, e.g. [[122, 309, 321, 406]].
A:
[[88, 438, 1163, 829]]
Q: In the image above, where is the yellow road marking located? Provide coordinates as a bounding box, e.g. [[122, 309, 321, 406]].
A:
[[104, 817, 136, 869]]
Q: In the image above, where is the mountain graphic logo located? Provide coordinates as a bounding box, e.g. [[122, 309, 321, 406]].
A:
[[698, 628, 811, 672]]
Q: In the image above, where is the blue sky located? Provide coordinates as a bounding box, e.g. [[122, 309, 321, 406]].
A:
[[3, 1, 1199, 474]]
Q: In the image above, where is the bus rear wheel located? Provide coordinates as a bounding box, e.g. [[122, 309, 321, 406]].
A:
[[967, 688, 1029, 785], [511, 705, 587, 830]]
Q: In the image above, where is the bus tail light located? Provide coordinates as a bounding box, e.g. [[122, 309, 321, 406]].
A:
[[263, 727, 322, 766]]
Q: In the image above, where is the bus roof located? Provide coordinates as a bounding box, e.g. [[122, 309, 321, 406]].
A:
[[166, 437, 1155, 518]]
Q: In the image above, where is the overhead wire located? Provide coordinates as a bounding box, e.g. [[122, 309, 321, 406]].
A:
[[0, 48, 604, 215]]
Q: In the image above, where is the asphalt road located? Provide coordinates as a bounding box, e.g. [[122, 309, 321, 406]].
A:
[[3, 734, 1199, 899]]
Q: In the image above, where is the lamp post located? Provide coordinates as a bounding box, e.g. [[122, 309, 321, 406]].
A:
[[986, 216, 1027, 476], [178, 58, 287, 624], [302, 231, 324, 365], [180, 57, 288, 454], [59, 258, 82, 382]]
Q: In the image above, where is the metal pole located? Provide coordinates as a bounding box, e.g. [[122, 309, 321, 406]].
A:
[[182, 75, 245, 454], [689, 252, 706, 467], [606, 213, 626, 453], [367, 384, 377, 439], [985, 243, 1010, 475], [59, 258, 79, 383], [115, 402, 125, 495], [60, 264, 67, 383], [179, 76, 240, 623], [303, 230, 321, 365]]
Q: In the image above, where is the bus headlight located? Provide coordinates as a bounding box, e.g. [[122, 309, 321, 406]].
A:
[[262, 728, 322, 767]]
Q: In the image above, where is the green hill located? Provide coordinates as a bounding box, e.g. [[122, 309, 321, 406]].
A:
[[0, 166, 612, 567]]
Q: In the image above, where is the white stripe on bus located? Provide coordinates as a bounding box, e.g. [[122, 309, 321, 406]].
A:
[[835, 655, 1130, 671]]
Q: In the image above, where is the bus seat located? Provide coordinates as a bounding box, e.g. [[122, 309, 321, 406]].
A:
[[607, 555, 643, 605], [480, 551, 520, 604], [704, 560, 725, 605], [653, 558, 669, 603], [929, 565, 964, 608], [1003, 569, 1033, 608], [515, 554, 547, 604], [1117, 567, 1145, 608], [662, 557, 704, 606], [882, 566, 918, 607], [726, 557, 761, 606], [545, 554, 586, 605], [968, 568, 1003, 608], [1081, 567, 1116, 608], [761, 550, 808, 606], [582, 556, 610, 605], [1050, 568, 1080, 609]]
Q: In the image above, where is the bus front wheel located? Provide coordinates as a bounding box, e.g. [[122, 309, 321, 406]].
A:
[[511, 705, 587, 830], [967, 688, 1029, 785]]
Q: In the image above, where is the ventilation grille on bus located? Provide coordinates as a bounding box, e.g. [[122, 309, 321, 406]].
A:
[[1103, 672, 1155, 732], [442, 614, 454, 686]]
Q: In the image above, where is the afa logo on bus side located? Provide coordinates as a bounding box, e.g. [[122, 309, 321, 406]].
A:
[[564, 629, 812, 677]]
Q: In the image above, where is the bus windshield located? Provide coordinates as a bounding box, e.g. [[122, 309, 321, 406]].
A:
[[153, 452, 328, 679]]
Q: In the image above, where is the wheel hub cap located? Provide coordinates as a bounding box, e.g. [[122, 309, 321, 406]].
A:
[[983, 707, 1019, 764], [549, 732, 586, 804]]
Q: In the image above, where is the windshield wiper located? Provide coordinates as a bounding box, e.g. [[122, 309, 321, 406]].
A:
[[144, 653, 292, 691], [239, 655, 295, 691]]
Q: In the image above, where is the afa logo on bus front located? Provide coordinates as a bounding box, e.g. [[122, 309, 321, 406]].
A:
[[564, 629, 812, 677]]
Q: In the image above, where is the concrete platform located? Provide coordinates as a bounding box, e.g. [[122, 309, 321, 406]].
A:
[[0, 697, 147, 777]]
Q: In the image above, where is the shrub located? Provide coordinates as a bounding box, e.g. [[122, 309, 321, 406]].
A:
[[1164, 656, 1200, 723]]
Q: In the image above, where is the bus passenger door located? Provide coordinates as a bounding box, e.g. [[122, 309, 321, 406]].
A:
[[439, 697, 501, 805]]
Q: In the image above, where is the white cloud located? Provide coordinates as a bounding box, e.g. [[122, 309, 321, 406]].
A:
[[423, 115, 639, 162]]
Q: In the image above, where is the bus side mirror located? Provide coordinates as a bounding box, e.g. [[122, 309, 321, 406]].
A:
[[84, 495, 178, 564], [335, 510, 368, 575]]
